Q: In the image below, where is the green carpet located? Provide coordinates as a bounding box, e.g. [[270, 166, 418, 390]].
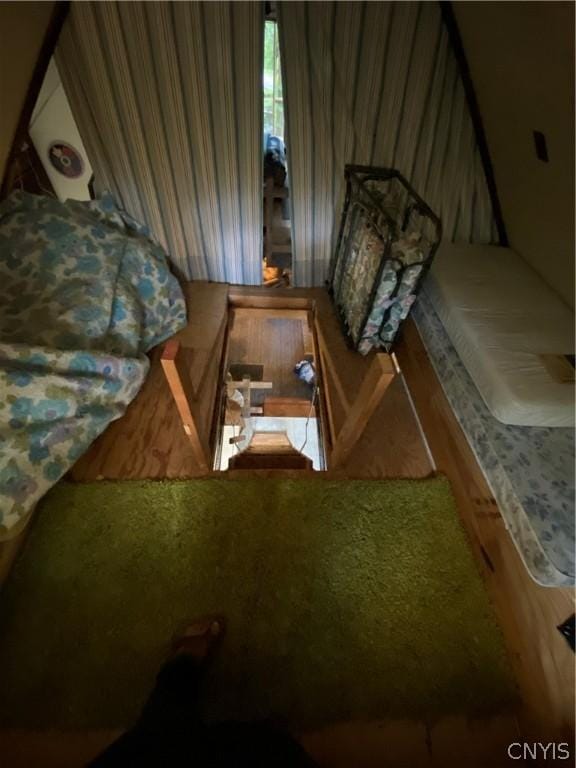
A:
[[0, 477, 516, 729]]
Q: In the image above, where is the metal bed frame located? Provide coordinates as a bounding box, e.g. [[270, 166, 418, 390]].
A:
[[329, 165, 442, 353]]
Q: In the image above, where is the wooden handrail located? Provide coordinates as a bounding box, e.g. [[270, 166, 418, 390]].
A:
[[315, 320, 352, 410], [329, 352, 396, 468], [161, 339, 210, 471]]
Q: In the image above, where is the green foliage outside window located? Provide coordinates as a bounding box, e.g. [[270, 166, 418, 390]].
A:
[[263, 21, 284, 140]]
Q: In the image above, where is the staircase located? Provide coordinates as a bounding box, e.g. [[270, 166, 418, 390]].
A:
[[228, 431, 312, 470]]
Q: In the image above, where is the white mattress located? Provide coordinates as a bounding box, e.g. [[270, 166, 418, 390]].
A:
[[424, 243, 575, 427]]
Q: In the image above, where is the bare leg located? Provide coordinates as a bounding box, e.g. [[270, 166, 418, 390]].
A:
[[90, 618, 224, 767]]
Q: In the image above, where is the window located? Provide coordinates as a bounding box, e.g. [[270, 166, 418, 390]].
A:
[[263, 20, 284, 140]]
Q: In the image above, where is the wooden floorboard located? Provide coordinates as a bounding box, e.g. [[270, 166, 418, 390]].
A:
[[69, 284, 433, 481], [310, 288, 432, 478], [69, 345, 206, 481], [1, 286, 572, 763], [70, 283, 229, 482], [395, 317, 575, 743], [343, 374, 433, 478], [0, 715, 522, 768], [227, 310, 312, 403]]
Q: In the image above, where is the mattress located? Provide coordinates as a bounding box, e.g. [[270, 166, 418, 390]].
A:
[[424, 243, 574, 428], [413, 291, 574, 587]]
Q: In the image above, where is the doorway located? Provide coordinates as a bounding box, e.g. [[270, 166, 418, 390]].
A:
[[262, 12, 292, 287]]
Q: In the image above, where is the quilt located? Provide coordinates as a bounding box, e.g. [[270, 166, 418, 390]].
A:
[[0, 192, 187, 535]]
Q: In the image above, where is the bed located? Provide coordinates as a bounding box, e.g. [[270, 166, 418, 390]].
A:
[[413, 243, 574, 587], [0, 192, 187, 537], [424, 243, 574, 428]]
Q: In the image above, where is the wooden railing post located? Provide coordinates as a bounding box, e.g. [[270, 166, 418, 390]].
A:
[[161, 339, 210, 472], [330, 353, 396, 468]]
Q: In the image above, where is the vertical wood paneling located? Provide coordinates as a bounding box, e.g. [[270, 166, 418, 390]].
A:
[[56, 0, 262, 284], [278, 0, 497, 287]]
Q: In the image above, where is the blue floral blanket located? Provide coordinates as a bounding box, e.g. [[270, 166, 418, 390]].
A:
[[0, 193, 187, 535]]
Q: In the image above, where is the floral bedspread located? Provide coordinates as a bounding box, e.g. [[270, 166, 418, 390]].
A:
[[0, 193, 187, 535], [413, 290, 574, 587]]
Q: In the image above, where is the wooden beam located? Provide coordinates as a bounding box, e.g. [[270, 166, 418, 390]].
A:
[[232, 307, 309, 321], [161, 339, 209, 471], [330, 353, 396, 468], [170, 284, 229, 459], [228, 286, 313, 310], [312, 324, 337, 449], [315, 319, 351, 413], [229, 380, 273, 390], [204, 314, 229, 456], [308, 309, 333, 459]]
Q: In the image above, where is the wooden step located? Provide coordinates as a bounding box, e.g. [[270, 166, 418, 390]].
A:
[[228, 430, 312, 470], [263, 397, 315, 418], [228, 452, 312, 470], [245, 431, 294, 453]]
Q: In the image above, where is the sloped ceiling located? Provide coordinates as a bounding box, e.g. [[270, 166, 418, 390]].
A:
[[0, 1, 55, 180], [454, 1, 575, 308]]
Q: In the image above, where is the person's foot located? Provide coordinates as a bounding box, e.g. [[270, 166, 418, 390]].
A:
[[171, 616, 225, 663]]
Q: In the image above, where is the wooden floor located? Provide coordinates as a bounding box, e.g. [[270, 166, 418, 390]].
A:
[[0, 715, 522, 768], [0, 284, 573, 765], [70, 282, 229, 481], [227, 308, 312, 404], [396, 318, 575, 745], [69, 285, 433, 481]]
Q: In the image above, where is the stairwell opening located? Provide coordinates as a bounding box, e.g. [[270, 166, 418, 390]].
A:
[[215, 305, 326, 471]]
